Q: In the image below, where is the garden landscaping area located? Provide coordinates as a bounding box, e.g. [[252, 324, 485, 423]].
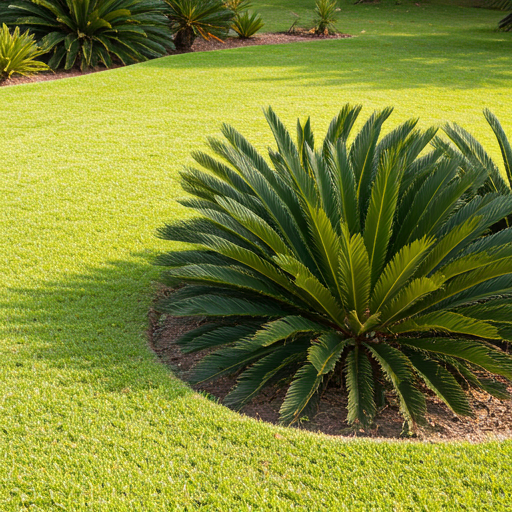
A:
[[3, 0, 512, 509]]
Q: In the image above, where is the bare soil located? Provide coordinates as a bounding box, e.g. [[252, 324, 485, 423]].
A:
[[148, 305, 512, 442], [1, 31, 351, 88]]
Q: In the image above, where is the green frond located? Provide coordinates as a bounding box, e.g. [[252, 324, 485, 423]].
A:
[[274, 254, 345, 325], [177, 322, 262, 353], [323, 103, 362, 147], [325, 139, 360, 234], [308, 333, 349, 375], [379, 276, 443, 325], [350, 106, 394, 222], [279, 363, 324, 425], [247, 316, 330, 348], [396, 338, 512, 379], [370, 236, 434, 313], [365, 342, 426, 425], [159, 295, 290, 318], [345, 344, 376, 427], [224, 339, 310, 409], [389, 311, 500, 339], [338, 232, 371, 320], [406, 351, 473, 417], [191, 344, 274, 384], [456, 303, 512, 324], [363, 149, 403, 286], [484, 109, 512, 186]]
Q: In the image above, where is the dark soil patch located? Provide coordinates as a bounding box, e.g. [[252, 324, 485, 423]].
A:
[[1, 32, 351, 88], [149, 301, 512, 442]]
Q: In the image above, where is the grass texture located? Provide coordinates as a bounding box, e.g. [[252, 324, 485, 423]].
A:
[[2, 0, 512, 509]]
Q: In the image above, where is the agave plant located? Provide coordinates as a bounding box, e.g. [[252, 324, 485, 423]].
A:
[[437, 109, 512, 229], [2, 0, 174, 70], [156, 105, 512, 431], [232, 11, 264, 39], [165, 0, 234, 50], [0, 23, 49, 81]]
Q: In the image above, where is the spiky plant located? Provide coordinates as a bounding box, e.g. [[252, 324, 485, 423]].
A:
[[437, 109, 512, 229], [165, 0, 234, 50], [0, 23, 49, 81], [232, 10, 264, 39], [223, 0, 252, 16], [486, 0, 512, 30], [2, 0, 174, 70], [313, 0, 338, 35], [156, 105, 512, 431]]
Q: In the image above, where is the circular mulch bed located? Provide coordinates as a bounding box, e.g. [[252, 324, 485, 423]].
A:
[[0, 31, 351, 88], [148, 291, 512, 443]]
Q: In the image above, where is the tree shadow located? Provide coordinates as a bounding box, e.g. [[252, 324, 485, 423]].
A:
[[2, 252, 182, 394], [143, 28, 512, 90]]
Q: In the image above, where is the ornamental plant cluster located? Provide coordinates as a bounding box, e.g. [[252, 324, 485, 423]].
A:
[[156, 105, 512, 432], [0, 0, 265, 76]]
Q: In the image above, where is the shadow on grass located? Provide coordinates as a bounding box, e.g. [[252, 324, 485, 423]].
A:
[[143, 29, 512, 90], [2, 253, 181, 394]]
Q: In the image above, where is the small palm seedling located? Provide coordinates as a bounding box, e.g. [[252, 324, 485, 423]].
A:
[[0, 23, 49, 82], [232, 11, 264, 39], [438, 109, 512, 229], [313, 0, 339, 35], [156, 105, 512, 432], [3, 0, 174, 70], [165, 0, 234, 50]]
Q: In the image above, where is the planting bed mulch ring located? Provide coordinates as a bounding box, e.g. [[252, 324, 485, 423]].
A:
[[1, 32, 351, 88], [149, 289, 512, 443]]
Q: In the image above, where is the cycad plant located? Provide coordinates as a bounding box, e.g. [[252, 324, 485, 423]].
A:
[[438, 109, 512, 229], [2, 0, 174, 70], [232, 10, 264, 39], [156, 105, 512, 431], [165, 0, 234, 50], [0, 23, 49, 81], [313, 0, 338, 35]]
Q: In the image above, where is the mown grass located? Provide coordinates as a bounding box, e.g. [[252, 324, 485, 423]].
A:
[[2, 0, 512, 509]]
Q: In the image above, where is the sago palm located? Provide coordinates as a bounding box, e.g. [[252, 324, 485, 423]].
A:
[[438, 109, 512, 229], [156, 105, 512, 431], [165, 0, 234, 50], [0, 23, 49, 81], [2, 0, 174, 70]]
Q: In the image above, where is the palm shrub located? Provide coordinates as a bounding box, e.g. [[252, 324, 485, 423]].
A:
[[313, 0, 338, 35], [2, 0, 174, 70], [223, 0, 251, 16], [486, 0, 512, 30], [438, 109, 512, 229], [0, 23, 49, 81], [232, 11, 264, 39], [156, 105, 512, 431], [165, 0, 234, 50]]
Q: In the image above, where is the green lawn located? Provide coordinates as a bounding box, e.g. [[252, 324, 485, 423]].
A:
[[2, 0, 512, 509]]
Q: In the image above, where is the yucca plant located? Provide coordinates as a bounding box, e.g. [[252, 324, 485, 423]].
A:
[[0, 23, 49, 81], [2, 0, 174, 70], [232, 11, 264, 39], [165, 0, 234, 50], [156, 105, 512, 432], [313, 0, 338, 35], [437, 109, 512, 229]]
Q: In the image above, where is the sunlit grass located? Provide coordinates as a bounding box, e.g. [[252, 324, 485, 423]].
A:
[[1, 0, 512, 508]]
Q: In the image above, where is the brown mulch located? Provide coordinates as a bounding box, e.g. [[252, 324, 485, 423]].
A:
[[148, 307, 512, 443], [1, 31, 350, 88]]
